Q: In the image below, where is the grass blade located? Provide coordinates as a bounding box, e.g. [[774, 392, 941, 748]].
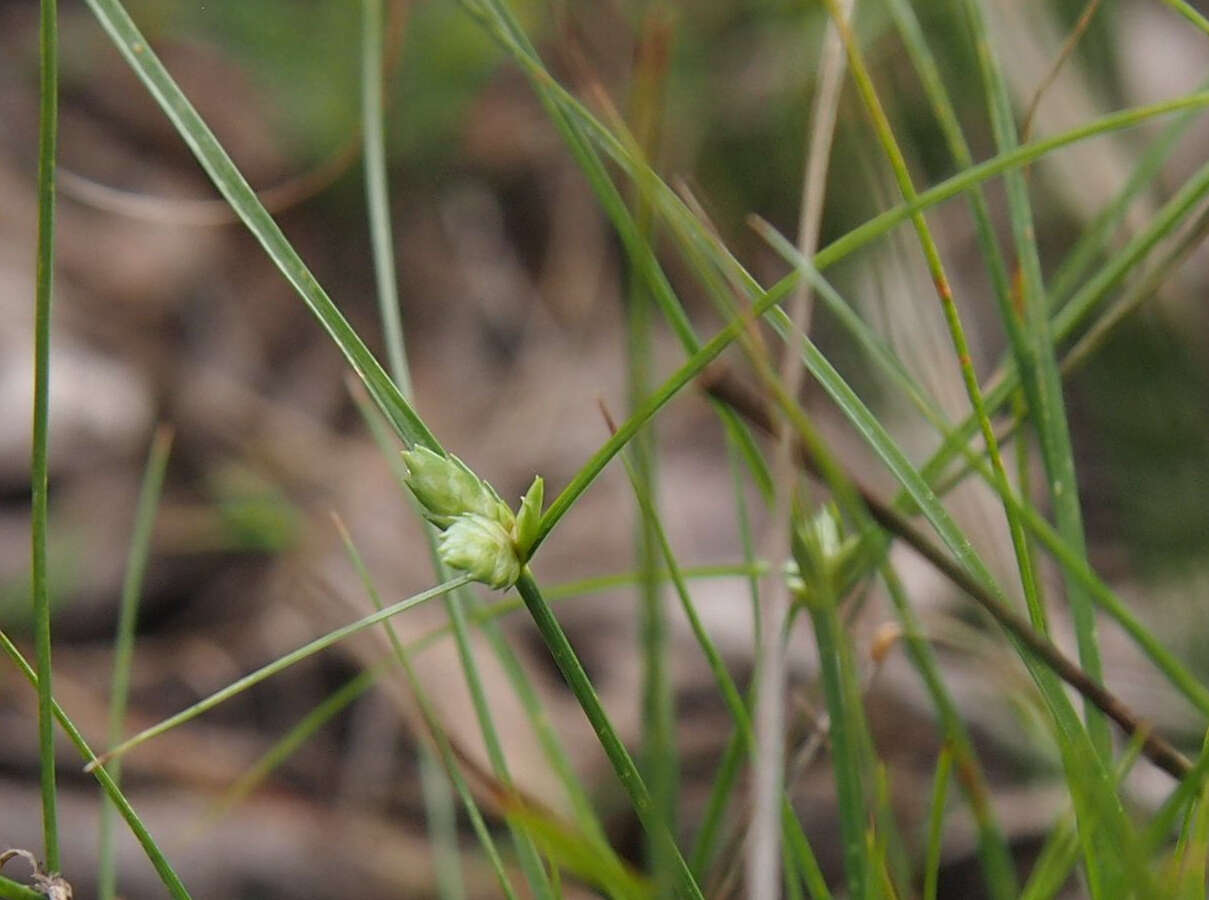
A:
[[0, 631, 192, 898], [361, 0, 411, 392], [922, 746, 953, 900], [0, 873, 46, 900], [82, 0, 439, 453], [514, 571, 705, 900], [98, 426, 173, 900], [87, 576, 471, 769], [331, 515, 532, 899], [958, 0, 1109, 760], [31, 0, 60, 873]]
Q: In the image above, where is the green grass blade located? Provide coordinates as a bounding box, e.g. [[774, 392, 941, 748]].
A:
[[689, 437, 768, 881], [506, 806, 654, 900], [536, 275, 796, 549], [1, 631, 192, 898], [210, 563, 770, 828], [789, 328, 1154, 891], [464, 0, 1209, 306], [98, 426, 173, 900], [922, 746, 953, 900], [82, 0, 438, 453], [617, 441, 830, 898], [1021, 735, 1146, 900], [689, 726, 745, 881], [207, 667, 378, 821], [1048, 91, 1204, 308], [625, 20, 677, 890], [31, 0, 60, 873], [361, 0, 411, 393], [0, 874, 46, 900], [513, 572, 705, 900], [418, 744, 467, 900], [331, 515, 548, 899], [958, 0, 1108, 760], [807, 596, 873, 898], [87, 576, 470, 769], [1144, 730, 1209, 856], [880, 565, 1018, 897], [826, 0, 1048, 655], [1158, 0, 1209, 36]]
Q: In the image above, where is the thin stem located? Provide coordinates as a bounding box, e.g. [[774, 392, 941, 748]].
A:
[[823, 0, 1047, 642], [31, 0, 60, 872], [0, 631, 192, 898], [362, 0, 411, 392], [625, 15, 677, 889], [922, 747, 953, 900], [751, 4, 853, 894], [513, 571, 704, 899], [86, 577, 471, 770], [803, 596, 870, 899], [958, 0, 1109, 759], [607, 415, 830, 899], [99, 426, 173, 900], [331, 515, 523, 900], [82, 0, 439, 452]]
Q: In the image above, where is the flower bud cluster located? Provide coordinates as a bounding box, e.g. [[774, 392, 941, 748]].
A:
[[787, 504, 867, 609], [402, 446, 543, 590]]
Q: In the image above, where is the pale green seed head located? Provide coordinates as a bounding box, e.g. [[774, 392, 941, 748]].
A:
[[402, 446, 514, 531], [789, 505, 866, 609], [438, 513, 521, 590], [513, 475, 544, 559]]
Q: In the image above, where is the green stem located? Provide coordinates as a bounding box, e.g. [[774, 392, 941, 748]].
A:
[[361, 0, 411, 393], [804, 596, 869, 899], [0, 631, 192, 898], [332, 516, 523, 900], [0, 875, 43, 900], [922, 747, 953, 900], [958, 0, 1109, 760], [31, 0, 59, 872], [513, 571, 704, 899], [99, 426, 173, 900], [87, 577, 470, 769]]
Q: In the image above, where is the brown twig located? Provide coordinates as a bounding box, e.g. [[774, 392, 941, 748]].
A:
[[700, 365, 1193, 781]]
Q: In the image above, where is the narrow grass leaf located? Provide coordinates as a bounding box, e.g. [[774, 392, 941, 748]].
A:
[[958, 0, 1108, 760], [507, 805, 654, 900], [922, 747, 953, 900], [0, 874, 45, 900], [31, 0, 60, 872], [98, 425, 173, 900], [361, 0, 411, 392], [513, 572, 705, 900], [331, 515, 548, 899], [87, 577, 471, 769], [82, 0, 439, 453], [0, 631, 192, 898]]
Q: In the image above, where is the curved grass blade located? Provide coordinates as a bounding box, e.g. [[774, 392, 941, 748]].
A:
[[82, 0, 439, 453]]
